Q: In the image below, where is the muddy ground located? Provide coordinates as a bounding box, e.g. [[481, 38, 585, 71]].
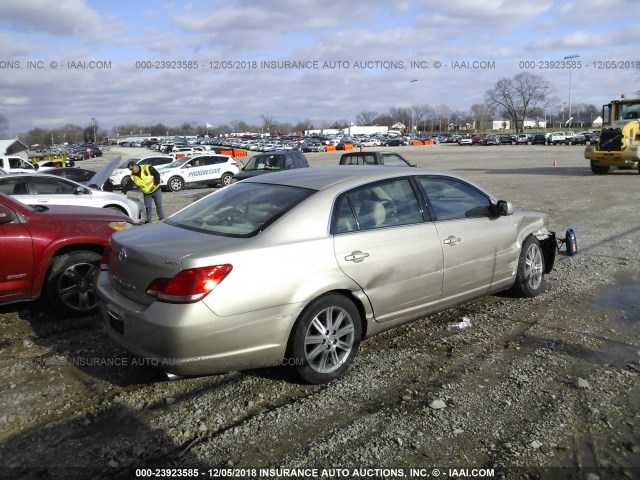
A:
[[0, 144, 638, 479]]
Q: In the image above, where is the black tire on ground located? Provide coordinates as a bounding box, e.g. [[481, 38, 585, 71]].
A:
[[219, 172, 233, 187], [590, 161, 610, 175], [46, 251, 102, 317], [510, 236, 545, 298], [287, 293, 362, 384], [168, 176, 184, 192]]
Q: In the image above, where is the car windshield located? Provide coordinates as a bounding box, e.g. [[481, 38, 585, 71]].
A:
[[167, 181, 314, 237], [166, 158, 189, 168], [243, 155, 285, 171]]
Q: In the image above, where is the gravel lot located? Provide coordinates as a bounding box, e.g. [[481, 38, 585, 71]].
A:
[[1, 144, 638, 479]]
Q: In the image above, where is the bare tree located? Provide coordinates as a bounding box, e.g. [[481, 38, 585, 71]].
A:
[[355, 111, 379, 125], [433, 104, 451, 132], [413, 104, 431, 133], [485, 73, 552, 132], [388, 107, 411, 129], [293, 119, 314, 133], [470, 104, 491, 132], [260, 114, 276, 135]]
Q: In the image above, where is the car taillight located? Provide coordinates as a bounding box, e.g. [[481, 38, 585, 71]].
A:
[[100, 246, 111, 271], [146, 264, 232, 304]]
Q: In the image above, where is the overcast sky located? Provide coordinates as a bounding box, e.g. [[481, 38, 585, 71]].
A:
[[1, 0, 639, 136]]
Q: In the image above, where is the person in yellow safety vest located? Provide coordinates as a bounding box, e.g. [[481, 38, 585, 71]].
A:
[[122, 161, 165, 223]]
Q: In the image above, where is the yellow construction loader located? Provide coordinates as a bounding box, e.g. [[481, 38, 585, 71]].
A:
[[584, 96, 640, 174]]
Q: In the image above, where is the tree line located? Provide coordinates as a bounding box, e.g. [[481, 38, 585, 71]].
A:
[[11, 73, 602, 146]]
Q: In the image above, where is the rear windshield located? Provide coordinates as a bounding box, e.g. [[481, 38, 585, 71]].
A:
[[244, 154, 286, 171], [167, 182, 313, 237]]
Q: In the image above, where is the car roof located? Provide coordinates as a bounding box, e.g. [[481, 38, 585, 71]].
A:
[[242, 165, 480, 192]]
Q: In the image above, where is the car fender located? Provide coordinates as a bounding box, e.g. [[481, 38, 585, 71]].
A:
[[514, 213, 556, 274], [31, 237, 108, 298]]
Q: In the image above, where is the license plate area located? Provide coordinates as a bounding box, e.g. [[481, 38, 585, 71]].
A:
[[107, 303, 125, 335]]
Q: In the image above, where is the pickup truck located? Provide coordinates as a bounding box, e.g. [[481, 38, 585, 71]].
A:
[[339, 151, 416, 167], [548, 132, 567, 145], [0, 156, 39, 174]]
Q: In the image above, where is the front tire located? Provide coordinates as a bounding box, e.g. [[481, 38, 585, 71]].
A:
[[287, 293, 362, 384], [168, 176, 184, 192], [510, 236, 545, 298], [46, 251, 101, 316]]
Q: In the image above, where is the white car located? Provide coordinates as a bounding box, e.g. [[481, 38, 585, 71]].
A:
[[109, 155, 174, 188], [158, 154, 241, 192], [358, 138, 381, 147], [0, 174, 145, 223], [171, 147, 205, 159], [549, 132, 567, 145]]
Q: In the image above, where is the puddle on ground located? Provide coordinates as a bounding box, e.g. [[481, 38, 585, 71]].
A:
[[588, 281, 640, 369], [594, 284, 640, 327]]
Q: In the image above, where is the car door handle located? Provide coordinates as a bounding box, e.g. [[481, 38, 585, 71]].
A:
[[443, 236, 461, 245], [345, 251, 370, 263]]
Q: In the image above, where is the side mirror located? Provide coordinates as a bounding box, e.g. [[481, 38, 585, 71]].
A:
[[496, 200, 513, 216], [0, 205, 15, 224], [33, 163, 39, 171]]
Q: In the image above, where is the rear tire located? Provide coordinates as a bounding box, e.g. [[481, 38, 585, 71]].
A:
[[510, 236, 545, 298], [219, 172, 233, 187], [287, 293, 362, 384], [46, 251, 101, 317], [590, 161, 610, 175]]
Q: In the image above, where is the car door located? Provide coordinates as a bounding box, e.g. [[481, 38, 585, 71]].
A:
[[0, 177, 32, 203], [0, 204, 34, 302], [26, 176, 92, 207], [416, 176, 518, 302], [333, 177, 444, 323]]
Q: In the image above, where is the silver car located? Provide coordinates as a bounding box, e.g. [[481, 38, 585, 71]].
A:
[[0, 174, 145, 223], [95, 166, 557, 384]]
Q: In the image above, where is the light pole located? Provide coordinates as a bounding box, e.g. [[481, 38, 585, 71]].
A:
[[564, 54, 579, 128], [92, 117, 97, 144], [410, 79, 417, 135]]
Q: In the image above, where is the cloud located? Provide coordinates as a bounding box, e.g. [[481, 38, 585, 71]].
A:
[[0, 0, 125, 40]]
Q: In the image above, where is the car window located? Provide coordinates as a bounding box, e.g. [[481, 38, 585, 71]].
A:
[[202, 156, 229, 166], [334, 178, 424, 233], [341, 154, 374, 165], [30, 177, 79, 195], [418, 177, 491, 221], [168, 182, 313, 237], [0, 177, 29, 195], [284, 156, 294, 169], [381, 154, 409, 167], [151, 157, 171, 166]]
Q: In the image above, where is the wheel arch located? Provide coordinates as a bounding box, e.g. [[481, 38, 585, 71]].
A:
[[34, 243, 106, 299], [284, 288, 369, 356], [103, 204, 128, 215]]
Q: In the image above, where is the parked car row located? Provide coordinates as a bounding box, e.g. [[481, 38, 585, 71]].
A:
[[457, 132, 596, 146]]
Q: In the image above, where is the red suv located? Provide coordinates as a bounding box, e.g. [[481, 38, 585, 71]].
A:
[[0, 193, 133, 316]]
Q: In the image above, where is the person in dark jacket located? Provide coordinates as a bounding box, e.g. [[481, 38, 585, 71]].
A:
[[122, 161, 165, 223]]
